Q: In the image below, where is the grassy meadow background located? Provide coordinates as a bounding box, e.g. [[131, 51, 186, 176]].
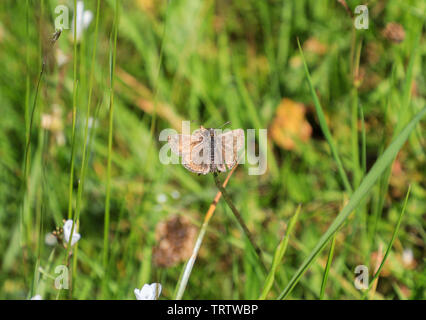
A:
[[0, 0, 425, 299]]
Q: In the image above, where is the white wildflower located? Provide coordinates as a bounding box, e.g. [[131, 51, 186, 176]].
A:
[[402, 248, 414, 266], [31, 294, 42, 300], [171, 190, 180, 199], [45, 232, 58, 246], [71, 1, 93, 42], [56, 48, 68, 67], [156, 194, 167, 204], [41, 105, 65, 146], [134, 283, 162, 300], [63, 219, 81, 247]]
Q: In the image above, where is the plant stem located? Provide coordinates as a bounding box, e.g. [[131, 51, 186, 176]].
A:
[[103, 0, 119, 298], [362, 185, 411, 300], [213, 172, 267, 272], [175, 166, 237, 300], [259, 205, 301, 300], [320, 233, 336, 299]]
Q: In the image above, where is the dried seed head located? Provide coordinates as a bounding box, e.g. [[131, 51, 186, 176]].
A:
[[382, 23, 405, 43], [153, 215, 197, 268]]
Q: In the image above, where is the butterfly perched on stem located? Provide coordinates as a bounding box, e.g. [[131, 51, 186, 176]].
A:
[[168, 126, 245, 175]]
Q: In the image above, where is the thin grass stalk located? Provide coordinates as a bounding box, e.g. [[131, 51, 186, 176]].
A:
[[297, 39, 352, 194], [278, 107, 425, 299], [362, 185, 411, 300], [65, 0, 102, 298], [174, 166, 237, 300], [23, 66, 45, 216], [145, 0, 171, 177], [103, 0, 119, 297], [213, 172, 267, 272], [370, 28, 421, 244], [259, 205, 301, 300], [67, 0, 79, 220], [319, 233, 336, 299], [62, 23, 80, 296], [22, 61, 45, 263], [21, 0, 31, 281], [360, 105, 366, 176], [31, 113, 49, 298], [351, 39, 362, 188], [24, 1, 53, 294], [148, 1, 170, 141], [232, 66, 279, 178]]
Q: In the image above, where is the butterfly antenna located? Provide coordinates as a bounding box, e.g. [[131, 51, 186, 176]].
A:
[[218, 121, 231, 129]]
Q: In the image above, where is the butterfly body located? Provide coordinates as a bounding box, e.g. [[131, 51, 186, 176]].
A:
[[168, 126, 245, 175], [209, 128, 218, 173]]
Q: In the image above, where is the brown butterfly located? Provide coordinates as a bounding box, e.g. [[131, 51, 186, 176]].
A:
[[168, 126, 245, 175]]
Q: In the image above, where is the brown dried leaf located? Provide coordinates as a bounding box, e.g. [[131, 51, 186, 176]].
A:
[[270, 98, 312, 151]]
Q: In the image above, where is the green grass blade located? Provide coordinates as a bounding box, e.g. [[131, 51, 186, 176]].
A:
[[351, 40, 363, 189], [397, 28, 422, 133], [65, 0, 102, 298], [67, 0, 79, 220], [297, 39, 352, 194], [319, 233, 336, 299], [175, 216, 210, 300], [370, 23, 422, 244], [103, 0, 119, 298], [278, 107, 426, 300], [359, 105, 366, 176], [259, 205, 301, 300], [362, 185, 411, 299]]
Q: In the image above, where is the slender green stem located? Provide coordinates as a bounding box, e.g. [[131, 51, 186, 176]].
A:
[[360, 105, 366, 176], [213, 172, 267, 272], [103, 0, 119, 297], [61, 27, 78, 293], [297, 39, 352, 194], [175, 167, 237, 299], [370, 26, 421, 245], [278, 107, 426, 300], [64, 0, 102, 299], [259, 205, 301, 300], [23, 60, 45, 255], [320, 233, 336, 299], [351, 87, 360, 186], [362, 185, 411, 300], [21, 0, 31, 281], [351, 39, 362, 189], [148, 1, 169, 140], [145, 0, 171, 180], [67, 0, 79, 220], [175, 213, 210, 300]]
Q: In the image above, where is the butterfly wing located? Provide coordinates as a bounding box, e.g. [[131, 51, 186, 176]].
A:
[[168, 131, 211, 174], [182, 138, 211, 175], [215, 129, 245, 171], [168, 134, 193, 156], [182, 159, 210, 175]]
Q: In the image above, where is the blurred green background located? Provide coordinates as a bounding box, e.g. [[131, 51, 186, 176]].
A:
[[0, 0, 424, 299]]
